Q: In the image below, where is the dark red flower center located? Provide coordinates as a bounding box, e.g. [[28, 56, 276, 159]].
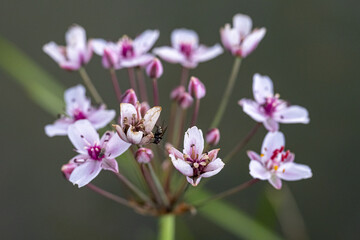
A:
[[87, 144, 104, 161], [180, 43, 193, 58]]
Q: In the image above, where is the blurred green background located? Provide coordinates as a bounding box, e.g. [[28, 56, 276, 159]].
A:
[[1, 0, 359, 239]]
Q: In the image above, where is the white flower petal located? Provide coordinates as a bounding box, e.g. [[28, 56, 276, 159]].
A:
[[220, 25, 240, 51], [170, 154, 193, 176], [69, 160, 102, 188], [133, 29, 160, 55], [171, 29, 199, 49], [143, 106, 162, 132], [249, 160, 270, 180], [103, 132, 131, 158], [68, 120, 100, 154], [241, 28, 266, 58], [183, 126, 204, 157], [101, 158, 119, 173], [45, 118, 72, 137], [247, 150, 261, 162], [268, 174, 282, 189], [43, 42, 66, 64], [261, 131, 285, 160], [66, 25, 86, 51], [192, 44, 223, 63], [263, 118, 279, 132], [120, 54, 154, 68], [64, 85, 90, 115], [186, 176, 202, 186], [252, 73, 274, 104], [126, 127, 143, 144], [120, 103, 137, 127], [233, 14, 253, 37], [90, 38, 107, 55], [278, 162, 312, 181], [273, 105, 310, 124], [87, 108, 116, 129], [202, 158, 225, 178], [238, 99, 266, 122], [153, 47, 186, 64]]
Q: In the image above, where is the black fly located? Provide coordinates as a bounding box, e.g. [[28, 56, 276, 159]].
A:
[[152, 124, 167, 144]]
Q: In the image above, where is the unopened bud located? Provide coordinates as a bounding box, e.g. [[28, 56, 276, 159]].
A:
[[135, 148, 154, 163], [206, 128, 220, 146], [61, 163, 77, 180], [140, 101, 150, 117], [178, 92, 194, 109], [188, 76, 206, 99], [146, 58, 163, 78], [170, 86, 185, 101], [120, 89, 138, 106]]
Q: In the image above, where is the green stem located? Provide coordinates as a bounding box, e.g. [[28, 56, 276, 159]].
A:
[[210, 57, 242, 128], [79, 67, 103, 104], [147, 163, 170, 206], [158, 214, 175, 240]]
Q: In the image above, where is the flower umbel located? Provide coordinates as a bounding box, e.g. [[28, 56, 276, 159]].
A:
[[169, 126, 225, 186], [248, 131, 312, 189], [45, 85, 115, 137], [239, 73, 310, 132], [63, 120, 131, 187]]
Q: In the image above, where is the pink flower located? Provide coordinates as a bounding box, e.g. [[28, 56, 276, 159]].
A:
[[153, 29, 223, 68], [248, 131, 312, 189], [206, 128, 220, 146], [239, 74, 309, 132], [169, 126, 225, 186], [120, 89, 138, 106], [64, 120, 131, 187], [91, 30, 159, 69], [45, 85, 115, 137], [114, 103, 161, 145], [220, 14, 266, 58], [43, 25, 93, 71]]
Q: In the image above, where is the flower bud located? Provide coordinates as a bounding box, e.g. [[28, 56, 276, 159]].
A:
[[140, 101, 150, 117], [170, 86, 185, 101], [135, 148, 154, 163], [146, 58, 163, 79], [188, 76, 206, 99], [178, 92, 193, 109], [61, 163, 77, 180], [206, 128, 220, 146], [120, 89, 138, 106]]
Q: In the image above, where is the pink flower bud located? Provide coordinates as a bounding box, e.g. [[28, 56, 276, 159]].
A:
[[206, 128, 220, 146], [121, 89, 138, 106], [61, 163, 77, 180], [146, 58, 163, 78], [188, 76, 206, 99], [135, 148, 154, 163], [178, 92, 194, 109], [170, 86, 185, 101], [140, 101, 150, 117]]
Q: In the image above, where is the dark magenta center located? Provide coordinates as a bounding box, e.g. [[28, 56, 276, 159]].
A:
[[121, 43, 134, 58], [180, 43, 193, 58], [87, 144, 104, 161], [73, 109, 87, 120]]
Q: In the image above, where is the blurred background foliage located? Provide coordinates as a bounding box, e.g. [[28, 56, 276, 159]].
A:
[[0, 0, 359, 239]]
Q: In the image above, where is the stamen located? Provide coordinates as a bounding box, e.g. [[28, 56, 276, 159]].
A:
[[274, 165, 278, 171]]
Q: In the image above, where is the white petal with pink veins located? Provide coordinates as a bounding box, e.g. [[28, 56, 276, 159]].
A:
[[263, 118, 279, 132], [252, 73, 273, 104], [120, 103, 137, 127], [90, 38, 107, 55], [171, 29, 199, 49], [120, 54, 154, 68], [241, 28, 266, 58], [66, 25, 86, 51], [153, 47, 185, 64], [103, 133, 131, 158], [133, 29, 159, 55], [114, 125, 128, 143], [69, 160, 102, 188], [168, 146, 183, 159], [43, 42, 66, 64], [192, 44, 223, 62], [126, 127, 143, 144], [247, 151, 261, 162], [202, 158, 225, 178], [233, 14, 253, 37], [207, 149, 220, 161], [68, 120, 100, 154], [220, 25, 240, 51], [87, 108, 116, 129], [183, 126, 204, 157], [239, 99, 267, 122], [59, 61, 81, 71], [249, 160, 271, 180], [268, 174, 282, 189], [45, 118, 73, 137], [101, 158, 119, 173], [170, 155, 193, 176], [278, 162, 312, 181], [186, 176, 202, 186], [143, 106, 162, 132], [273, 105, 310, 124], [261, 131, 285, 160]]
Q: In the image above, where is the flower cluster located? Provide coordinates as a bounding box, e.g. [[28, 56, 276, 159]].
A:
[[44, 13, 312, 217]]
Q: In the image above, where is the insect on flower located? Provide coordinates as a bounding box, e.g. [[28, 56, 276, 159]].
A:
[[152, 123, 167, 144]]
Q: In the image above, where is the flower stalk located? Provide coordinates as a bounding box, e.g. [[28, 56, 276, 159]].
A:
[[79, 67, 104, 104], [127, 67, 138, 94], [210, 57, 242, 128], [136, 67, 148, 102], [158, 214, 175, 240], [109, 68, 122, 102]]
